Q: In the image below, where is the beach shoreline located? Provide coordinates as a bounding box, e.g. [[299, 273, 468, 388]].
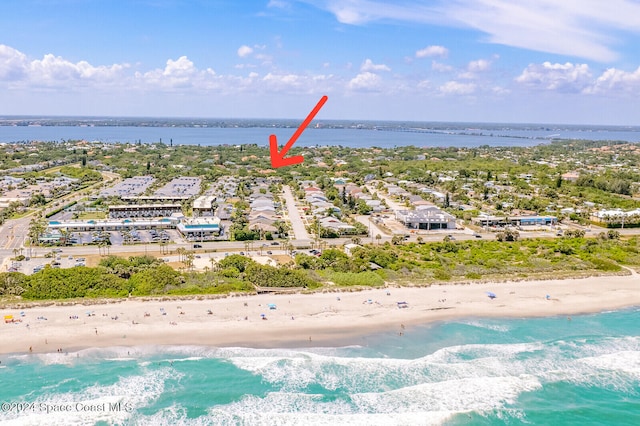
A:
[[1, 273, 639, 355]]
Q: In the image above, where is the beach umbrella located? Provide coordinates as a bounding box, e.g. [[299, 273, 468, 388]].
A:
[[486, 292, 497, 299]]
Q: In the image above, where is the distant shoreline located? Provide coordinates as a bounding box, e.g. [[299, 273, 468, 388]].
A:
[[2, 273, 639, 355]]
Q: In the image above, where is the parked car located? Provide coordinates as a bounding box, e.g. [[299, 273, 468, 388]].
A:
[[270, 241, 280, 245], [193, 244, 202, 248], [266, 251, 273, 255]]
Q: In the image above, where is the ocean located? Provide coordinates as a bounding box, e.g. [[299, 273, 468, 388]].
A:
[[1, 308, 638, 425], [1, 123, 640, 148]]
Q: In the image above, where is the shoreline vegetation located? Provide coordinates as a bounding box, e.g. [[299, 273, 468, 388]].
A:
[[1, 272, 639, 355], [3, 232, 640, 301], [0, 264, 635, 310]]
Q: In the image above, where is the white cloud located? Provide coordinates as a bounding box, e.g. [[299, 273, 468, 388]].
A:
[[416, 45, 448, 58], [431, 61, 453, 72], [360, 58, 390, 72], [136, 56, 220, 90], [515, 62, 592, 92], [492, 86, 510, 95], [262, 72, 335, 93], [467, 59, 490, 73], [348, 71, 381, 91], [267, 0, 289, 8], [439, 81, 476, 95], [458, 58, 492, 79], [307, 0, 433, 25], [0, 44, 129, 88], [417, 79, 431, 89], [237, 45, 254, 58], [0, 44, 28, 80], [306, 0, 640, 62], [584, 67, 640, 95]]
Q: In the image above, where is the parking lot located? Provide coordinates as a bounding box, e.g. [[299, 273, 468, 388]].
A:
[[9, 251, 88, 275], [62, 228, 184, 247]]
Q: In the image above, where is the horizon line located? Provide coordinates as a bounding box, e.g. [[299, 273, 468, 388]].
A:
[[0, 115, 639, 129]]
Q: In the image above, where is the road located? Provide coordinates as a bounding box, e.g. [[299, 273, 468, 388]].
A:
[[353, 215, 392, 244], [365, 184, 406, 212], [282, 185, 311, 241], [0, 170, 119, 266]]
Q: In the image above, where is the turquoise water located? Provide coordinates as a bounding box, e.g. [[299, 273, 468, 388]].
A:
[[1, 309, 639, 425]]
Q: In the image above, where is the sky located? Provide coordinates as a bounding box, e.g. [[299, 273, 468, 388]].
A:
[[2, 0, 640, 125]]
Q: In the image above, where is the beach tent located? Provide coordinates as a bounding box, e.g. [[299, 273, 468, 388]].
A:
[[397, 302, 409, 309], [268, 304, 277, 310], [486, 292, 497, 299]]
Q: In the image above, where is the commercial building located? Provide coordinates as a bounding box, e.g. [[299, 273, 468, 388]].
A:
[[471, 215, 558, 227], [108, 204, 182, 219], [176, 217, 222, 239], [48, 217, 178, 232], [193, 195, 216, 217], [395, 207, 456, 230]]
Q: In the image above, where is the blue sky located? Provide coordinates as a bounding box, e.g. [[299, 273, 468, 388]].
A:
[[2, 0, 640, 124]]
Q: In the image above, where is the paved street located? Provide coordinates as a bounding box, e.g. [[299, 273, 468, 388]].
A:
[[282, 185, 311, 241]]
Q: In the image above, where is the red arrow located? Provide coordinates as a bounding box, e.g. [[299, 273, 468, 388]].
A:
[[270, 95, 328, 168]]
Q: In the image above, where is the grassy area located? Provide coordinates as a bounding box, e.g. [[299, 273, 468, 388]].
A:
[[74, 211, 107, 220]]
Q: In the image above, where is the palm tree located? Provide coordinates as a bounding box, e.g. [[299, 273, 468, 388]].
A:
[[185, 252, 195, 271], [209, 257, 218, 271], [59, 228, 69, 246], [375, 234, 382, 245], [28, 218, 47, 246], [159, 241, 168, 254], [176, 247, 186, 262]]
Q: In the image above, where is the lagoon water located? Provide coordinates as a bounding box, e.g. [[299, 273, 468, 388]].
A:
[[1, 122, 640, 148], [1, 308, 638, 425]]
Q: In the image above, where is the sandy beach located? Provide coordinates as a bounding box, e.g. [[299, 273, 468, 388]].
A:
[[1, 273, 639, 355]]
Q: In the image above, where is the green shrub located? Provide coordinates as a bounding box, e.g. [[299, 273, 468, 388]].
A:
[[588, 257, 621, 272], [433, 268, 452, 281], [327, 271, 384, 287]]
